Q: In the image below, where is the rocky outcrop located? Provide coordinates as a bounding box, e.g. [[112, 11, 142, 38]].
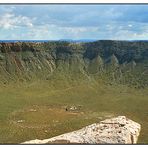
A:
[[22, 116, 141, 144]]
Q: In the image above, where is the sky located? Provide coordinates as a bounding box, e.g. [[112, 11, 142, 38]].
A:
[[0, 5, 148, 40]]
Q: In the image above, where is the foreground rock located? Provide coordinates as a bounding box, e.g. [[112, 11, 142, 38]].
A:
[[22, 116, 141, 144]]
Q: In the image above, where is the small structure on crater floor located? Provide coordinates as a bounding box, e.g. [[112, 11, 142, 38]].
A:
[[65, 105, 82, 112], [17, 120, 25, 123]]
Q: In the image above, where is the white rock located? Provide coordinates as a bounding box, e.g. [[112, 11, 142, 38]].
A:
[[22, 116, 141, 144], [17, 120, 24, 123]]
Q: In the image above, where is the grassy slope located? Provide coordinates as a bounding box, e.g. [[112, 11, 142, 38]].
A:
[[0, 79, 147, 144]]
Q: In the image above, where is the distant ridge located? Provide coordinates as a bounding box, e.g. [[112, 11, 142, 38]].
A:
[[0, 39, 148, 43], [0, 39, 97, 43], [0, 40, 51, 43]]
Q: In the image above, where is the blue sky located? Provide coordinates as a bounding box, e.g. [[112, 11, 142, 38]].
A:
[[0, 5, 148, 40]]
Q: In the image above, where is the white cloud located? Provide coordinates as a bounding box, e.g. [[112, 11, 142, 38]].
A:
[[23, 24, 100, 40], [0, 13, 34, 30], [128, 24, 133, 27], [111, 27, 148, 40], [0, 5, 148, 40]]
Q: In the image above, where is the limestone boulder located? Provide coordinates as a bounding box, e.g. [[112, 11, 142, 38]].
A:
[[22, 116, 141, 144]]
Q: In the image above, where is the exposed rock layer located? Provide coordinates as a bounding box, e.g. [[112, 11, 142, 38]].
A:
[[0, 40, 147, 88], [22, 116, 141, 144]]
